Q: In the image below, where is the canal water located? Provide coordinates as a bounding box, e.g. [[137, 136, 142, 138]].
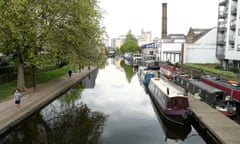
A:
[[0, 58, 207, 144]]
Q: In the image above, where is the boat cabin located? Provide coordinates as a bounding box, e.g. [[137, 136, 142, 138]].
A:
[[149, 78, 189, 110], [188, 80, 226, 106]]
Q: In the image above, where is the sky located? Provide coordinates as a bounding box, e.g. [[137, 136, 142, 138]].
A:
[[99, 0, 219, 38]]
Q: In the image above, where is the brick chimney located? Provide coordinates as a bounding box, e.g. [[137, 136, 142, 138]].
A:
[[162, 3, 167, 39]]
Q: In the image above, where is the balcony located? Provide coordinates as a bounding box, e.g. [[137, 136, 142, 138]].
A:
[[219, 0, 228, 6], [231, 7, 237, 15], [230, 19, 236, 30], [217, 40, 226, 46], [216, 46, 225, 59], [218, 22, 227, 32], [219, 11, 228, 19], [217, 36, 226, 46], [229, 36, 235, 45]]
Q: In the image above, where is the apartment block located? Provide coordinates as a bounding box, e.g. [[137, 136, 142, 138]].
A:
[[217, 0, 240, 70]]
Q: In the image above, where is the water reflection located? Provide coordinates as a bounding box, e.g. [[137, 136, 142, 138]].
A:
[[80, 69, 98, 88], [0, 58, 207, 144], [0, 73, 107, 144], [119, 59, 135, 83], [81, 59, 163, 144], [151, 99, 192, 142]]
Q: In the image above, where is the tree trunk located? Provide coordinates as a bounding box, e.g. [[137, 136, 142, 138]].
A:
[[17, 53, 26, 91]]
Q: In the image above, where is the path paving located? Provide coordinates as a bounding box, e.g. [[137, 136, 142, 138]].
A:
[[0, 67, 97, 136]]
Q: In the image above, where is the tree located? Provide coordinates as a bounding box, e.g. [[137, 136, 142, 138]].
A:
[[0, 1, 39, 90], [0, 0, 105, 91], [120, 30, 139, 53]]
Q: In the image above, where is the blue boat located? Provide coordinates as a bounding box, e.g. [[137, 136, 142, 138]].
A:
[[138, 67, 155, 91]]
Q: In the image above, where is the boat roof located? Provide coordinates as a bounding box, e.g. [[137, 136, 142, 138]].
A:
[[189, 80, 225, 94], [201, 75, 240, 90], [150, 78, 186, 98], [160, 65, 180, 72]]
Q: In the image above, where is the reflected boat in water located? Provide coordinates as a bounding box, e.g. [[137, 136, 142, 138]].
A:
[[150, 93, 192, 142], [156, 107, 192, 142]]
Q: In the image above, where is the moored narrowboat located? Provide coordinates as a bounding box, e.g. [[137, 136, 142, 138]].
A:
[[159, 65, 180, 80], [200, 75, 240, 102], [148, 78, 190, 125]]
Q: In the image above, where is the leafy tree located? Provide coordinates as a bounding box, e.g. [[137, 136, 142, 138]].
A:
[[0, 0, 104, 91], [120, 30, 139, 53], [0, 1, 39, 90]]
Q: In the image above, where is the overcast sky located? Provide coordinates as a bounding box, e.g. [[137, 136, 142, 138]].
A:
[[99, 0, 219, 38]]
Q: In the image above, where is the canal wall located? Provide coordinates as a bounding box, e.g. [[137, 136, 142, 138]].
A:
[[0, 67, 98, 137]]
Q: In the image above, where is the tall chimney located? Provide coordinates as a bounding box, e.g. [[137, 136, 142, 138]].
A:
[[162, 3, 167, 39]]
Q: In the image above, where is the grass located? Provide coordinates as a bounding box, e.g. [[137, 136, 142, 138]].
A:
[[184, 63, 239, 80], [0, 65, 73, 101]]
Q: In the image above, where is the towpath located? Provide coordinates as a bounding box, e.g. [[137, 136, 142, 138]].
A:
[[0, 67, 97, 136], [168, 79, 240, 144]]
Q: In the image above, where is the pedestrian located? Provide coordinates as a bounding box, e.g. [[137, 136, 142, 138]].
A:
[[82, 65, 84, 70], [68, 70, 72, 78], [14, 88, 22, 111], [88, 63, 90, 71]]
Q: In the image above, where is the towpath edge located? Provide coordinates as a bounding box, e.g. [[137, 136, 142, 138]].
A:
[[0, 67, 98, 136]]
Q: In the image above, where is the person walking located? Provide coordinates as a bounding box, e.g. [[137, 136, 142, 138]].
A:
[[68, 70, 72, 78], [14, 89, 22, 111]]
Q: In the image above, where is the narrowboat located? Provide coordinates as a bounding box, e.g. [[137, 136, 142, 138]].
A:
[[148, 78, 190, 125], [138, 66, 155, 93], [188, 80, 226, 106], [152, 102, 192, 142], [175, 74, 190, 89], [188, 79, 237, 117], [137, 66, 148, 82], [159, 65, 180, 80], [200, 75, 240, 102], [138, 69, 155, 86], [143, 60, 160, 70], [131, 53, 143, 68]]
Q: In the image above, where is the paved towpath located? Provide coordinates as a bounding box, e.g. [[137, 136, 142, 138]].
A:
[[167, 79, 240, 144], [0, 67, 97, 136]]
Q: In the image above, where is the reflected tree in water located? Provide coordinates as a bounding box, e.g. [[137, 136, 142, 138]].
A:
[[1, 85, 108, 144], [120, 60, 135, 83]]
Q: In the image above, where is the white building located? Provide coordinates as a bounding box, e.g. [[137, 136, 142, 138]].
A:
[[216, 0, 240, 70], [183, 27, 220, 64], [158, 34, 185, 64], [140, 42, 156, 55], [152, 28, 219, 65]]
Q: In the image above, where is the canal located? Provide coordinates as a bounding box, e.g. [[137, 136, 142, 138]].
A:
[[0, 58, 207, 144]]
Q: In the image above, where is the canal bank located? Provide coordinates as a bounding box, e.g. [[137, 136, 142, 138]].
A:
[[0, 66, 98, 136]]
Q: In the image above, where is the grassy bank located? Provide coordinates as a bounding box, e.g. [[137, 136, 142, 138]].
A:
[[0, 65, 73, 101], [184, 63, 239, 80]]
